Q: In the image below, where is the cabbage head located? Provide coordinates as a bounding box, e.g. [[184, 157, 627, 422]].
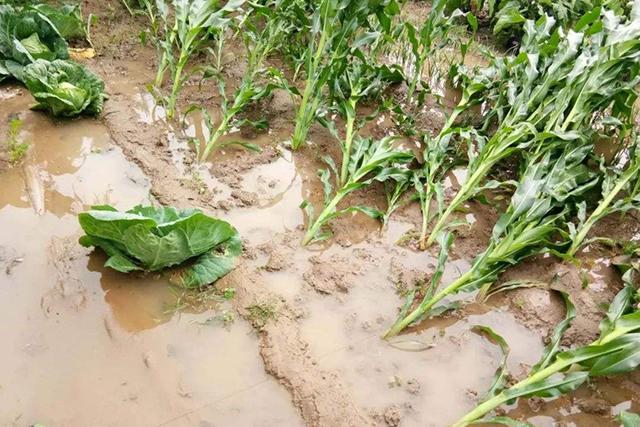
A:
[[0, 4, 68, 82], [79, 205, 242, 288], [23, 59, 106, 117]]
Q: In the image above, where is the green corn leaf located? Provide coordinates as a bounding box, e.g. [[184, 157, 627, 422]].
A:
[[530, 291, 576, 373], [473, 325, 510, 399], [452, 286, 640, 426]]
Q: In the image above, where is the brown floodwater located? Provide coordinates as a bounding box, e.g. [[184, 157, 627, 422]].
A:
[[0, 86, 301, 427]]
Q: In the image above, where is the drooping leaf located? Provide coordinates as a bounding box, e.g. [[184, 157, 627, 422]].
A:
[[170, 232, 242, 288], [530, 291, 576, 373]]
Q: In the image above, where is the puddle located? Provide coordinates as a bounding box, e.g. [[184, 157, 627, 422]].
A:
[[224, 149, 305, 242], [0, 86, 302, 426], [297, 246, 640, 426], [296, 241, 542, 426]]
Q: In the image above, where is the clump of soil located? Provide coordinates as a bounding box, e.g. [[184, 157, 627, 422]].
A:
[[303, 254, 362, 294]]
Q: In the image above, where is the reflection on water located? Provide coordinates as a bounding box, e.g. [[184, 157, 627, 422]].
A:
[[87, 251, 177, 331]]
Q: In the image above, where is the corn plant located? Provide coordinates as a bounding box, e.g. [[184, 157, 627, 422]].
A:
[[402, 0, 476, 102], [325, 59, 404, 185], [289, 0, 400, 150], [412, 63, 494, 249], [462, 0, 626, 39], [566, 135, 640, 257], [301, 135, 413, 245], [193, 1, 294, 161], [385, 143, 598, 338], [452, 285, 640, 426], [413, 131, 458, 250], [382, 168, 412, 226], [425, 4, 640, 246], [144, 0, 244, 118]]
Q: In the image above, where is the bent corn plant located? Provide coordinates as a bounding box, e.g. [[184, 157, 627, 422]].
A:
[[385, 143, 598, 338], [452, 285, 640, 426], [290, 0, 400, 149], [566, 134, 640, 257], [426, 4, 640, 246], [196, 0, 294, 161]]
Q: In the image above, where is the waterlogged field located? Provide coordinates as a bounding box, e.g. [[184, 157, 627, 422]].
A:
[[1, 1, 640, 426]]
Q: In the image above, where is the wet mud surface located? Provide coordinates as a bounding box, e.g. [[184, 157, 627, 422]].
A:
[[1, 2, 640, 426]]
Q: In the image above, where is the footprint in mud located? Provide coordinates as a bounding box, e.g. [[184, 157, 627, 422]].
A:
[[41, 236, 88, 316]]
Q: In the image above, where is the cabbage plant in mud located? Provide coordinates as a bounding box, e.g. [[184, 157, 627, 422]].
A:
[[452, 284, 640, 426], [0, 4, 69, 82], [425, 4, 640, 246], [78, 205, 241, 288], [289, 0, 401, 150], [384, 142, 598, 338], [23, 59, 106, 117]]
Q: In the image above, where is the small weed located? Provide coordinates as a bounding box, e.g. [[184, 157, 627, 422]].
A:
[[166, 284, 233, 315], [246, 302, 276, 329], [194, 310, 235, 328], [222, 287, 235, 300], [395, 230, 420, 248], [512, 296, 526, 311], [190, 171, 207, 195], [4, 118, 29, 166]]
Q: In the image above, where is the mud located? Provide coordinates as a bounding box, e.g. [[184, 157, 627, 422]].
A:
[[1, 1, 639, 426]]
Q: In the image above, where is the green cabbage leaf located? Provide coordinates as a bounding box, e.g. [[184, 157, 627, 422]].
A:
[[29, 4, 85, 40]]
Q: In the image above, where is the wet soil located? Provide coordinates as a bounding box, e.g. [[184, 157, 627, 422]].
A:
[[1, 2, 639, 427]]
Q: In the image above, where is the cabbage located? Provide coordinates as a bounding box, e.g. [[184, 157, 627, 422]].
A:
[[23, 59, 106, 117], [78, 205, 242, 288], [0, 4, 68, 82], [29, 4, 85, 40]]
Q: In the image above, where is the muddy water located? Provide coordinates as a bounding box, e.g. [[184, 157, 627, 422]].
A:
[[0, 87, 301, 426]]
